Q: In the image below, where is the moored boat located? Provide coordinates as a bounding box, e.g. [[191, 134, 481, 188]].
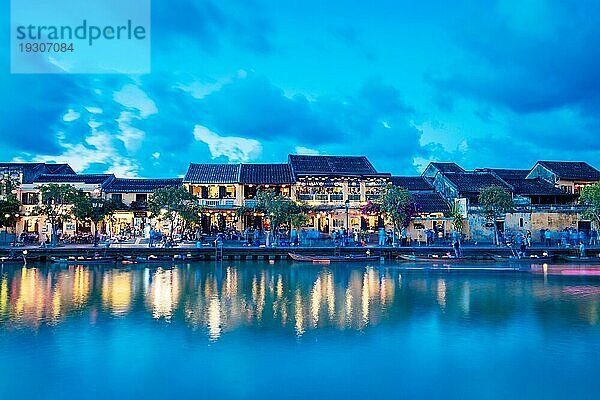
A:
[[49, 256, 116, 265], [0, 256, 41, 264], [397, 254, 492, 263], [492, 255, 555, 263], [130, 254, 205, 264], [288, 252, 380, 263], [558, 255, 600, 264]]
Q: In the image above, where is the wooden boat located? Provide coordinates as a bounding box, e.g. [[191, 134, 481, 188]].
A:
[[49, 256, 116, 265], [558, 255, 600, 264], [288, 253, 380, 263], [397, 254, 492, 263], [399, 265, 521, 272], [131, 254, 204, 264], [531, 264, 600, 276], [492, 255, 555, 263], [0, 256, 41, 264]]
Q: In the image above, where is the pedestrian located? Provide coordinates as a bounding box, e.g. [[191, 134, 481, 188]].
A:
[[579, 241, 586, 258], [452, 239, 461, 258], [526, 230, 532, 247]]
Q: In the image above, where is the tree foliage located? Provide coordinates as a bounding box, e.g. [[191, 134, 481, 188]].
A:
[[33, 184, 80, 245], [379, 185, 416, 231], [71, 192, 118, 225], [479, 185, 513, 244], [448, 201, 464, 233], [148, 186, 201, 238], [0, 175, 21, 227], [240, 188, 311, 232], [479, 185, 513, 221], [580, 182, 600, 225], [0, 194, 20, 227]]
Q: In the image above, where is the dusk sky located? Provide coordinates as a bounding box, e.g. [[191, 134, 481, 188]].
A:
[[2, 0, 599, 177]]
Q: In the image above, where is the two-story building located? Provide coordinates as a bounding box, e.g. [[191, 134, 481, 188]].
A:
[[390, 175, 451, 242], [288, 155, 391, 233], [527, 161, 600, 195], [102, 177, 183, 237]]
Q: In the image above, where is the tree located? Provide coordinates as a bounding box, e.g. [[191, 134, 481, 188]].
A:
[[71, 192, 118, 246], [148, 186, 199, 240], [379, 185, 415, 246], [240, 188, 310, 240], [580, 182, 600, 227], [177, 200, 205, 237], [479, 185, 513, 244], [33, 184, 79, 246], [448, 201, 464, 237], [0, 175, 21, 229]]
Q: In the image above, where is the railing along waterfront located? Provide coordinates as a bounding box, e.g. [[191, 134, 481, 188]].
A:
[[468, 204, 587, 213]]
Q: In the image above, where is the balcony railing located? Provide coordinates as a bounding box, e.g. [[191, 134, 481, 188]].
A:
[[198, 198, 237, 207], [468, 204, 586, 213], [297, 194, 360, 204], [244, 199, 257, 207]]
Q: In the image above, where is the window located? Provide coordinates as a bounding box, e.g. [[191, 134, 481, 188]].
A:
[[519, 218, 524, 228], [136, 193, 147, 202], [21, 192, 39, 205], [111, 194, 123, 202]]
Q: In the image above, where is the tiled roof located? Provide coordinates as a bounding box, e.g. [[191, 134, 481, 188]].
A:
[[390, 176, 433, 191], [44, 164, 76, 175], [480, 168, 530, 180], [0, 163, 76, 184], [34, 174, 115, 185], [412, 192, 450, 213], [429, 162, 465, 173], [537, 161, 600, 181], [288, 155, 378, 176], [505, 178, 570, 196], [183, 163, 240, 184], [444, 172, 510, 194], [240, 164, 294, 185], [103, 178, 183, 193]]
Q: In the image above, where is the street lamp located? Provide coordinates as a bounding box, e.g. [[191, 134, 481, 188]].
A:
[[4, 213, 9, 245], [3, 213, 19, 245], [91, 199, 104, 247], [345, 199, 350, 246]]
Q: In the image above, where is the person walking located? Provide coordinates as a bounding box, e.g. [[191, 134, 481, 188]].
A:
[[452, 239, 461, 258]]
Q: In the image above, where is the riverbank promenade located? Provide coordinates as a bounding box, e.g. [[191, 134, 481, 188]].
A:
[[2, 241, 597, 261]]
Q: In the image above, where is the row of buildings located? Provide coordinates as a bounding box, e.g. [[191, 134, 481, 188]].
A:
[[1, 155, 599, 243]]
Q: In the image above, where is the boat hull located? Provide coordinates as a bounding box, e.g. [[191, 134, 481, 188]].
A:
[[50, 257, 116, 265], [558, 256, 600, 264], [492, 255, 554, 263], [288, 253, 379, 263], [397, 255, 491, 263]]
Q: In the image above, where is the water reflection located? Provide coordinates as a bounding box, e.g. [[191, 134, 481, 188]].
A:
[[1, 262, 600, 338]]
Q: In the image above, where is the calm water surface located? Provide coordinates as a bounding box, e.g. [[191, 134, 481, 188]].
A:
[[1, 261, 600, 399]]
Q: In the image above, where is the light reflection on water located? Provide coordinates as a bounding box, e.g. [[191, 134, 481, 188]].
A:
[[2, 262, 600, 399], [1, 262, 600, 337]]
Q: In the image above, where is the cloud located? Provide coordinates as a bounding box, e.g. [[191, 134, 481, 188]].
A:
[[113, 84, 158, 118], [295, 147, 320, 155], [27, 128, 139, 177], [193, 125, 262, 162]]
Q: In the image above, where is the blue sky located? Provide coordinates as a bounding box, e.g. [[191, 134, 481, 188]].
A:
[[2, 0, 600, 177]]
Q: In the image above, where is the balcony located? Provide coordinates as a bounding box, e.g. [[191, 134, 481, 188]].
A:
[[297, 194, 350, 204], [244, 199, 257, 207], [198, 198, 237, 207]]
